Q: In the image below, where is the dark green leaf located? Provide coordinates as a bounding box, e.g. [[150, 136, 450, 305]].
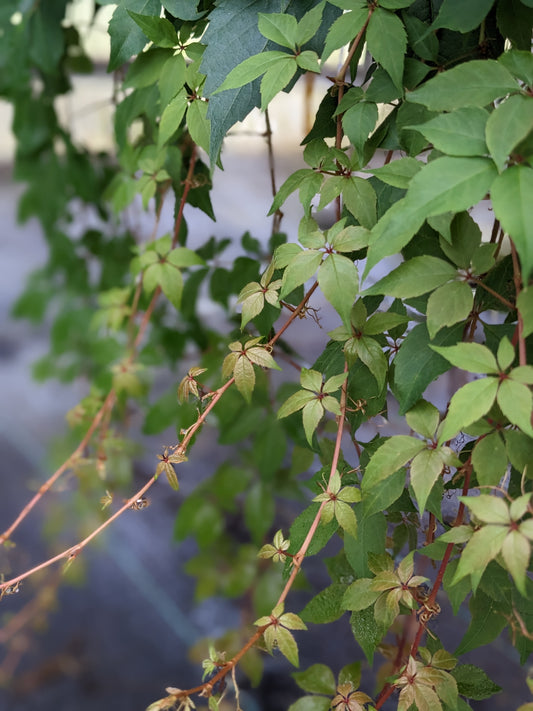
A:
[[108, 1, 162, 71], [431, 0, 497, 32], [300, 583, 347, 624], [391, 323, 464, 415], [451, 664, 502, 700], [350, 607, 382, 664], [127, 11, 178, 47]]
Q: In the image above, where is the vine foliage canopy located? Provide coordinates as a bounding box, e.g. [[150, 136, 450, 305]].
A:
[[1, 0, 533, 710]]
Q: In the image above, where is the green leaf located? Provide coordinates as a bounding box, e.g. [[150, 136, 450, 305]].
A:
[[296, 2, 326, 46], [497, 377, 533, 437], [187, 99, 211, 154], [460, 494, 510, 525], [301, 368, 324, 392], [363, 157, 422, 189], [392, 323, 464, 414], [278, 390, 317, 418], [405, 399, 440, 439], [302, 398, 324, 444], [288, 697, 331, 711], [406, 60, 518, 111], [438, 378, 498, 445], [502, 529, 530, 595], [127, 11, 178, 48], [214, 50, 292, 93], [350, 607, 383, 664], [234, 355, 255, 403], [260, 57, 298, 109], [365, 158, 497, 275], [342, 578, 380, 612], [452, 525, 508, 588], [430, 343, 499, 374], [410, 448, 445, 514], [431, 0, 497, 32], [322, 5, 369, 62], [363, 436, 426, 489], [270, 169, 321, 215], [486, 94, 533, 172], [161, 0, 204, 19], [296, 50, 321, 72], [498, 49, 533, 86], [293, 664, 336, 696], [345, 511, 387, 578], [275, 626, 300, 666], [472, 432, 508, 487], [158, 89, 188, 146], [300, 584, 347, 625], [407, 107, 489, 157], [451, 664, 502, 701], [491, 165, 533, 280], [517, 288, 533, 337], [202, 1, 341, 162], [318, 253, 358, 328], [366, 7, 407, 91], [364, 256, 457, 298], [258, 12, 297, 49], [362, 467, 405, 518], [351, 336, 388, 390], [158, 263, 183, 309], [335, 501, 358, 538], [125, 47, 174, 90], [454, 590, 507, 655], [281, 250, 323, 298], [504, 429, 533, 474], [342, 176, 377, 229], [342, 101, 378, 159]]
